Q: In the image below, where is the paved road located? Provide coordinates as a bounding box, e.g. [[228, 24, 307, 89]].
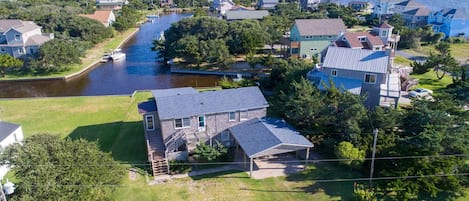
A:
[[396, 50, 427, 62]]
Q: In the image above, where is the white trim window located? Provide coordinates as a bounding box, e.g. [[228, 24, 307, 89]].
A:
[[364, 73, 377, 84], [240, 110, 248, 120], [331, 70, 338, 77], [228, 112, 236, 121], [0, 47, 5, 52], [18, 48, 25, 54], [145, 115, 155, 131], [14, 34, 21, 41], [175, 117, 190, 129], [198, 115, 205, 131]]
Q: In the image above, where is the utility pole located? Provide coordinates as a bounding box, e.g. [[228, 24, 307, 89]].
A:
[[369, 128, 379, 184]]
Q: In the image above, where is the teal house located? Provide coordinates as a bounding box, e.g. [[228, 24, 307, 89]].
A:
[[288, 19, 345, 60]]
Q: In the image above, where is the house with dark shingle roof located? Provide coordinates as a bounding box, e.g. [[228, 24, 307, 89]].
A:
[[308, 46, 400, 108], [0, 121, 24, 179], [428, 8, 469, 38], [0, 20, 54, 58], [137, 87, 313, 177], [288, 19, 345, 60]]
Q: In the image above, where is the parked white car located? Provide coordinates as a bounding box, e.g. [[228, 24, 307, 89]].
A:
[[409, 88, 433, 98]]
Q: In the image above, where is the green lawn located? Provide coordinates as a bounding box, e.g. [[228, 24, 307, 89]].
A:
[[410, 70, 453, 91], [394, 56, 413, 66], [0, 28, 138, 80], [402, 43, 469, 62], [0, 92, 151, 163], [114, 164, 358, 201]]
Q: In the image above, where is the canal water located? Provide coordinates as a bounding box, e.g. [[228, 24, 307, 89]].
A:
[[0, 13, 220, 98]]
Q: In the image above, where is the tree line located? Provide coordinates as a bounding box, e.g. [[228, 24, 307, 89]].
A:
[[262, 57, 469, 200]]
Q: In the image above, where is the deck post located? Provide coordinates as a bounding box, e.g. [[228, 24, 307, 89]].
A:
[[305, 147, 310, 170], [249, 157, 253, 178], [243, 153, 246, 169]]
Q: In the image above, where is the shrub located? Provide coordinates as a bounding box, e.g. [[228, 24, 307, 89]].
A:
[[193, 141, 228, 162], [334, 141, 365, 168]]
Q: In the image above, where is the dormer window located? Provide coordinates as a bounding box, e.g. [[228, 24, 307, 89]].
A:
[[14, 34, 20, 41], [381, 30, 387, 37], [359, 37, 366, 42]]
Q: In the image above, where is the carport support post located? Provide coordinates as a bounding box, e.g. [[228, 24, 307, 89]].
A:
[[243, 153, 246, 169], [249, 157, 253, 178], [305, 147, 310, 170]]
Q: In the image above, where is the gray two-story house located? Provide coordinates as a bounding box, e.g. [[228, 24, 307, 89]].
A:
[[308, 46, 400, 108], [138, 87, 313, 177], [0, 20, 54, 58]]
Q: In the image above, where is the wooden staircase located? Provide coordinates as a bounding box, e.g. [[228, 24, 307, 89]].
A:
[[152, 152, 169, 176], [145, 129, 169, 176]]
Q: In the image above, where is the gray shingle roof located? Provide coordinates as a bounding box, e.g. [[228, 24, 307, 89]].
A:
[[154, 87, 269, 120], [323, 47, 390, 74], [294, 19, 345, 36], [439, 8, 469, 19], [0, 121, 20, 142], [152, 87, 197, 99], [0, 20, 41, 34], [0, 20, 22, 33], [25, 34, 53, 46], [403, 7, 431, 16], [229, 118, 313, 158], [225, 10, 269, 20]]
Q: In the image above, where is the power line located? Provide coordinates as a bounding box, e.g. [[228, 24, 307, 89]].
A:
[[2, 153, 468, 167], [11, 172, 469, 188]]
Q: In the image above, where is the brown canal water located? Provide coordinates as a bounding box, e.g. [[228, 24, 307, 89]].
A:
[[0, 13, 220, 98]]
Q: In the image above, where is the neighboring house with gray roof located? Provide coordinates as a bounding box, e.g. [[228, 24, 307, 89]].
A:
[[0, 19, 54, 58], [428, 8, 469, 38], [288, 19, 345, 60], [308, 46, 400, 107], [225, 10, 269, 20], [257, 0, 278, 9], [0, 121, 24, 179], [138, 87, 313, 177]]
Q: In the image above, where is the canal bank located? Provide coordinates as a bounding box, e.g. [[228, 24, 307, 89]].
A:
[[0, 28, 140, 83], [0, 13, 221, 98]]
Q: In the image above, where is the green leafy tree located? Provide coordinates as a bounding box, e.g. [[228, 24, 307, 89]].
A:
[[193, 142, 228, 162], [335, 141, 366, 168], [0, 54, 23, 77], [113, 5, 140, 31], [37, 39, 82, 72], [1, 134, 125, 201], [227, 20, 266, 55]]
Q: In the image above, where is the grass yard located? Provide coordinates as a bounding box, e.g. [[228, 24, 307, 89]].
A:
[[114, 164, 358, 201], [402, 43, 469, 62], [394, 56, 413, 67], [1, 28, 138, 80], [410, 70, 453, 91], [0, 92, 152, 163]]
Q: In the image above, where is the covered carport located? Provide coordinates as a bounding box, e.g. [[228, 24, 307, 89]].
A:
[[229, 118, 314, 178]]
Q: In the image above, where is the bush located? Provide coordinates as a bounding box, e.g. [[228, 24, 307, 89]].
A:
[[334, 141, 365, 168], [193, 141, 228, 162], [353, 183, 377, 201]]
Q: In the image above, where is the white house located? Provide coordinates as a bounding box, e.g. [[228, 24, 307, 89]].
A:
[[0, 122, 24, 179]]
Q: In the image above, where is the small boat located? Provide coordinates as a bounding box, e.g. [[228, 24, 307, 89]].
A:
[[100, 53, 111, 63], [110, 49, 125, 61], [159, 31, 165, 41]]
